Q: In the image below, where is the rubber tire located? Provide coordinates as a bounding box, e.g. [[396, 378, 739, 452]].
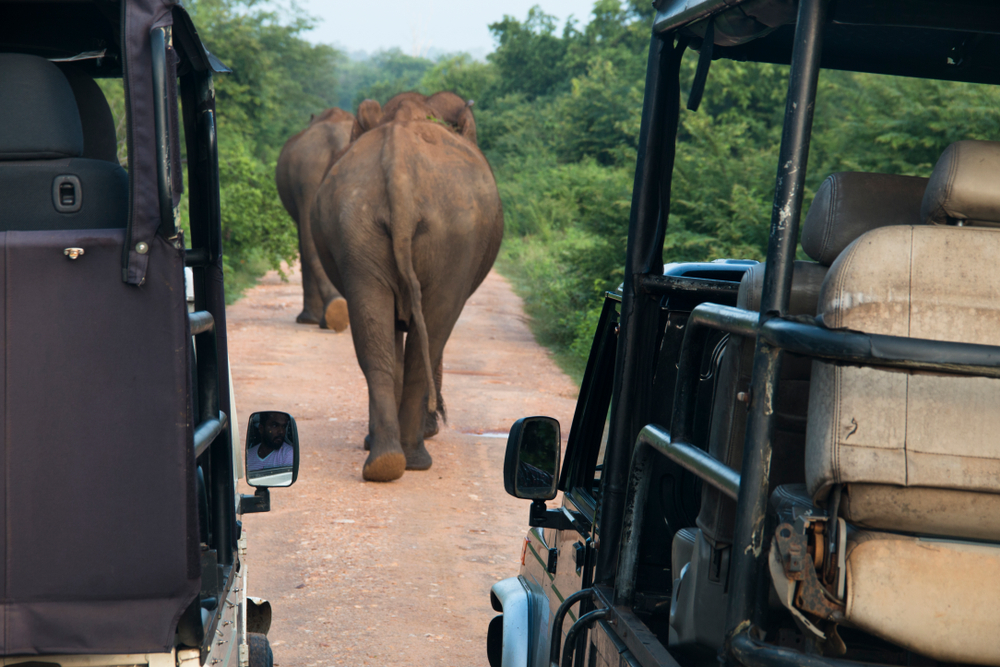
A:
[[248, 632, 273, 667]]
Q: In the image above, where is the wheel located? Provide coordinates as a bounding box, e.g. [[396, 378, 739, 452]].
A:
[[248, 632, 273, 667]]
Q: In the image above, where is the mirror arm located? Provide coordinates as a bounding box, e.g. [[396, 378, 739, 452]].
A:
[[239, 488, 270, 514], [528, 500, 588, 534]]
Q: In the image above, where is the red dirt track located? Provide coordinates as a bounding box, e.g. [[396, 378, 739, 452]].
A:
[[228, 266, 577, 666]]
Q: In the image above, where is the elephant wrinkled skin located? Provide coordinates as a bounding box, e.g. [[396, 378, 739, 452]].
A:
[[275, 107, 356, 330], [312, 93, 503, 482]]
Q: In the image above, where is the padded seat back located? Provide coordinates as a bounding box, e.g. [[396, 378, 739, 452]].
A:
[[697, 261, 826, 545], [806, 141, 1000, 539], [696, 172, 928, 547], [0, 53, 127, 231]]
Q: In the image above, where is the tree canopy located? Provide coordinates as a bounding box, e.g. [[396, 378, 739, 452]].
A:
[[124, 0, 998, 367]]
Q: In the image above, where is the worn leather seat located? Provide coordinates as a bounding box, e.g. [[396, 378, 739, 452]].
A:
[[797, 140, 1000, 665], [696, 172, 929, 548], [0, 53, 127, 230], [669, 172, 927, 653], [807, 141, 1000, 538]]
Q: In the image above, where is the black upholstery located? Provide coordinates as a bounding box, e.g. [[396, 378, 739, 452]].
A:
[[0, 159, 128, 230], [697, 261, 827, 546], [58, 64, 120, 163], [0, 53, 127, 230], [0, 54, 83, 160]]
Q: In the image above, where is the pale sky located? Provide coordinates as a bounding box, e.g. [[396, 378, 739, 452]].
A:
[[295, 0, 599, 58]]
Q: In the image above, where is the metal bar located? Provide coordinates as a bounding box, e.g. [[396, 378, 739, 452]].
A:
[[613, 439, 655, 608], [662, 436, 740, 501], [550, 588, 596, 667], [727, 0, 829, 646], [653, 0, 732, 35], [561, 609, 609, 667], [688, 302, 760, 336], [614, 424, 740, 610], [599, 30, 684, 587], [728, 630, 888, 667], [636, 274, 741, 301], [185, 248, 210, 267], [761, 318, 1000, 378], [607, 606, 683, 667], [194, 411, 228, 459], [639, 424, 740, 499], [150, 27, 175, 238], [189, 310, 215, 336]]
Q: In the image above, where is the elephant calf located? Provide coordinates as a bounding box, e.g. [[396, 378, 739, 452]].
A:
[[312, 92, 503, 482]]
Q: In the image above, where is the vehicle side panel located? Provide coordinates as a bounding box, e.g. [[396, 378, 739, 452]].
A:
[[2, 230, 198, 654]]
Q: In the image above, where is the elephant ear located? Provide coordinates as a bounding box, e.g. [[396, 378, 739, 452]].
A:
[[457, 105, 478, 146], [349, 117, 365, 143], [357, 99, 384, 134]]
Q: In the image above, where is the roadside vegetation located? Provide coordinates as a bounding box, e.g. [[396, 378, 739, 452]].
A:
[[103, 0, 1000, 368]]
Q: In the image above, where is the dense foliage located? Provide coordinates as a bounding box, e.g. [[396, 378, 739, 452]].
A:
[[101, 0, 1000, 366], [425, 1, 999, 377], [184, 0, 345, 296]]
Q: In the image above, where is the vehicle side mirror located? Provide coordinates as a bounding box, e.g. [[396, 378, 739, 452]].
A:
[[245, 411, 300, 488], [503, 416, 560, 500]]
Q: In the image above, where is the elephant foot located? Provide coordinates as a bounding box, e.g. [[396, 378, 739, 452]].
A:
[[424, 411, 440, 439], [403, 444, 433, 471], [296, 309, 321, 325], [323, 297, 349, 332], [363, 434, 371, 451], [362, 450, 406, 482]]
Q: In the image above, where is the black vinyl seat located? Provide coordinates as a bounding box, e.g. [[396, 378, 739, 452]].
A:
[[0, 53, 127, 231]]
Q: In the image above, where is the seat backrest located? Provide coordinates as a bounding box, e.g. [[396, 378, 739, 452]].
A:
[[801, 171, 929, 266], [697, 172, 927, 547], [0, 53, 127, 231], [806, 140, 1000, 504], [58, 63, 121, 164]]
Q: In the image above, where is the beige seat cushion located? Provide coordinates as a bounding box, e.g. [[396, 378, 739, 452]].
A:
[[842, 484, 1000, 541], [845, 530, 1000, 665], [806, 225, 1000, 503]]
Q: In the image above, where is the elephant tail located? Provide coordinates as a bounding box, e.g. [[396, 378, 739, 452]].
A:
[[391, 231, 437, 414]]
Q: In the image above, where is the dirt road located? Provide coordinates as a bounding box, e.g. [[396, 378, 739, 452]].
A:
[[228, 266, 578, 667]]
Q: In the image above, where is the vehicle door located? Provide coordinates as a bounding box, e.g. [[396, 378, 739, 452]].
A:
[[521, 295, 619, 665]]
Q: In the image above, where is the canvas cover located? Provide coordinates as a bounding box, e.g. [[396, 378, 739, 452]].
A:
[[0, 0, 225, 653]]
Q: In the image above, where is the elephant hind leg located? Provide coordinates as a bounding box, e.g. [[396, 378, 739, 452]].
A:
[[399, 328, 434, 471], [348, 283, 407, 482]]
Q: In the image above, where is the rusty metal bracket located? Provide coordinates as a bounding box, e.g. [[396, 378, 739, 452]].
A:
[[774, 522, 845, 623]]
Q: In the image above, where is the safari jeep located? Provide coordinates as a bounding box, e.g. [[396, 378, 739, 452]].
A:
[[0, 2, 299, 667], [489, 1, 1000, 667]]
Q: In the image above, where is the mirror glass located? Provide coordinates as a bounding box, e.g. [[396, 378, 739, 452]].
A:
[[505, 416, 560, 500], [245, 411, 299, 488]]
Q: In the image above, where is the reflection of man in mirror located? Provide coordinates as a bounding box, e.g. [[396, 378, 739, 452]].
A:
[[248, 412, 294, 471]]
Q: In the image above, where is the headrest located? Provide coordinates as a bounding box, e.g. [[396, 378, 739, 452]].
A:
[[0, 53, 83, 161], [921, 140, 1000, 226], [58, 64, 119, 163], [801, 172, 928, 266]]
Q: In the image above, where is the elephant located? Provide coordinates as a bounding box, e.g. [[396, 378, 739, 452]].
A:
[[275, 107, 357, 331], [311, 92, 503, 482]]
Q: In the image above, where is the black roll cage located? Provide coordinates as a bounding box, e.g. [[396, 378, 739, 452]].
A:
[[152, 12, 239, 655], [583, 0, 1000, 665]]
